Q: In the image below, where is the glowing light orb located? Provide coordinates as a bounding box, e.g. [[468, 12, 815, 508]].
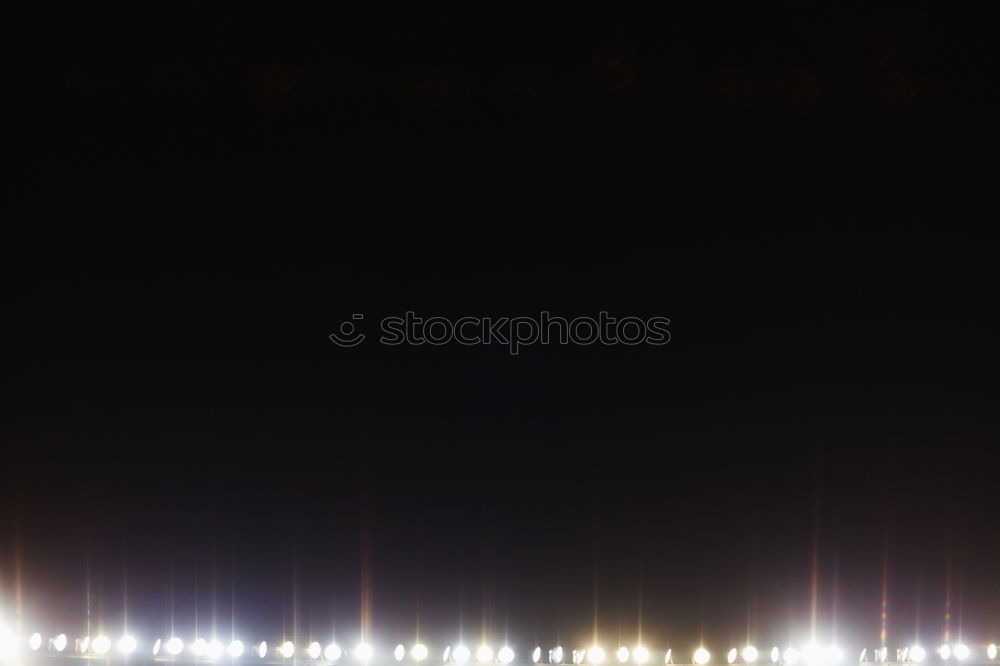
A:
[[618, 648, 631, 664], [192, 639, 208, 657], [229, 641, 245, 658], [207, 640, 225, 660], [257, 642, 268, 659], [453, 645, 472, 664], [278, 641, 295, 659], [939, 646, 952, 661], [532, 648, 542, 665], [909, 647, 925, 663], [0, 626, 17, 660], [478, 646, 495, 663], [827, 646, 844, 664], [770, 648, 779, 665], [664, 650, 672, 664], [588, 647, 607, 665], [728, 649, 738, 664], [693, 649, 711, 665], [411, 644, 428, 662], [166, 637, 184, 656], [308, 642, 323, 660], [53, 634, 69, 653], [325, 644, 343, 661], [27, 633, 42, 651], [92, 636, 112, 655], [954, 646, 970, 662], [394, 645, 405, 662], [802, 644, 824, 666], [444, 647, 452, 663], [782, 648, 800, 665], [118, 635, 137, 655], [354, 643, 373, 662], [743, 647, 759, 664], [988, 645, 997, 661], [550, 647, 565, 664], [634, 646, 651, 664], [498, 647, 515, 664]]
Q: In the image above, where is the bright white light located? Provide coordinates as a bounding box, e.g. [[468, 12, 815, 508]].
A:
[[988, 645, 997, 661], [478, 646, 495, 663], [229, 641, 245, 658], [309, 642, 323, 660], [0, 626, 17, 660], [208, 640, 225, 660], [27, 633, 42, 651], [498, 647, 515, 664], [531, 647, 541, 665], [618, 647, 631, 664], [79, 636, 92, 654], [664, 650, 672, 664], [411, 644, 428, 662], [166, 637, 184, 656], [153, 639, 162, 656], [588, 647, 607, 665], [693, 648, 711, 666], [354, 643, 374, 662], [909, 647, 926, 663], [257, 642, 268, 659], [193, 639, 208, 657], [782, 648, 800, 665], [453, 645, 472, 664], [770, 648, 779, 665], [857, 649, 865, 664], [118, 635, 137, 655], [634, 646, 650, 664], [827, 646, 844, 664], [279, 641, 295, 659], [93, 635, 112, 655], [53, 634, 69, 653], [550, 647, 565, 664], [394, 645, 406, 662], [939, 645, 952, 661], [444, 647, 452, 663], [954, 645, 970, 662], [743, 647, 759, 664], [325, 644, 343, 661], [802, 644, 824, 666], [728, 649, 738, 664]]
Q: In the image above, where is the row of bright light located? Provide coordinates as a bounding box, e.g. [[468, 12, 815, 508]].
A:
[[2, 631, 999, 665]]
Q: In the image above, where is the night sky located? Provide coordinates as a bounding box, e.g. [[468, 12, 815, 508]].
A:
[[3, 2, 999, 660]]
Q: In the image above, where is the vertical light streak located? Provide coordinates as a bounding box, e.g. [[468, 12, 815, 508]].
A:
[[810, 473, 820, 643], [943, 549, 952, 645], [360, 499, 372, 645], [14, 507, 22, 631], [593, 518, 601, 647], [123, 529, 129, 638], [637, 527, 644, 647], [880, 538, 888, 650], [231, 544, 236, 644]]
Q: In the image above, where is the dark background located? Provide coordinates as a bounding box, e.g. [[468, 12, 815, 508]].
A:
[[3, 1, 999, 659]]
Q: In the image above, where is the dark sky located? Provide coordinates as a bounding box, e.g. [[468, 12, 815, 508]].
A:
[[3, 2, 999, 660]]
